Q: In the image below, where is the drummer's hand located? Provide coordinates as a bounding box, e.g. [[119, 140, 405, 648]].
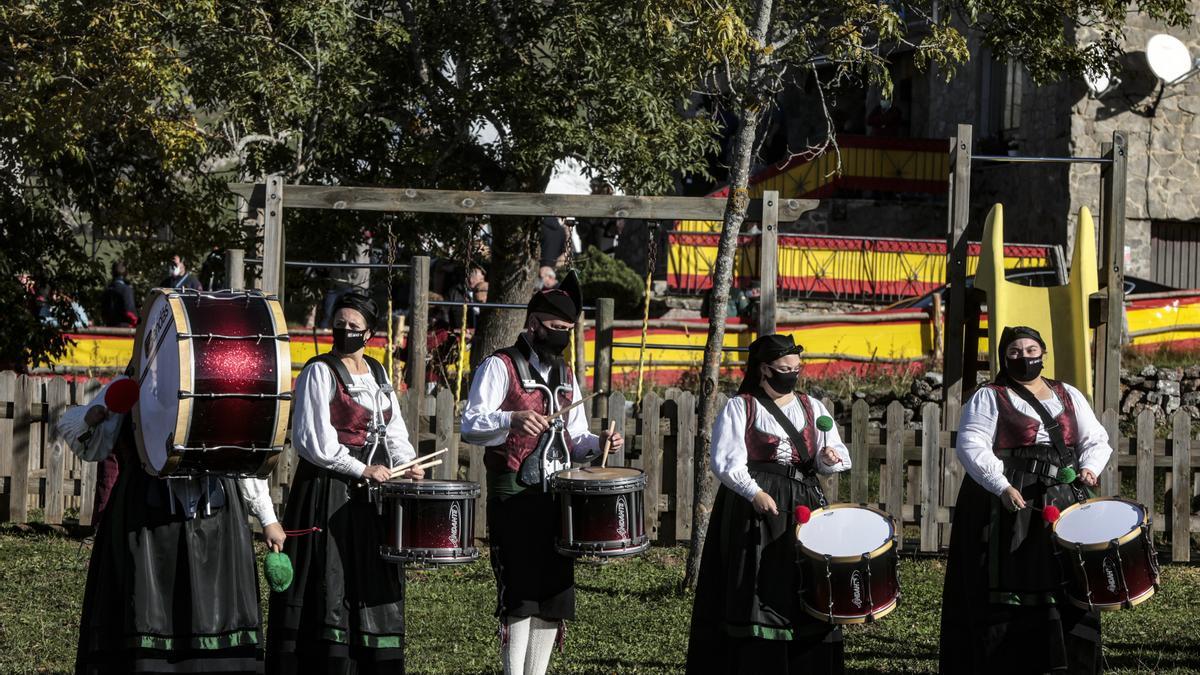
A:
[[84, 405, 109, 427], [751, 491, 779, 516], [1000, 486, 1026, 512], [263, 522, 286, 552], [362, 464, 392, 483], [511, 410, 549, 436], [1080, 469, 1098, 487], [818, 447, 841, 466], [605, 432, 624, 453], [400, 465, 425, 480]]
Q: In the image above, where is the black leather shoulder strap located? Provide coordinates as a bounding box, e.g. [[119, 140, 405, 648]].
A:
[[1005, 380, 1079, 470], [305, 353, 353, 390], [753, 393, 817, 475]]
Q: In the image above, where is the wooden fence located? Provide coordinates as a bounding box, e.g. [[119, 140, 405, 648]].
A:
[[2, 372, 1197, 560]]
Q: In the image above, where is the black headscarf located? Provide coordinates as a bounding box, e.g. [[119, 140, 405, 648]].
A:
[[527, 269, 583, 322], [333, 291, 378, 330], [737, 334, 804, 394], [996, 325, 1046, 383]]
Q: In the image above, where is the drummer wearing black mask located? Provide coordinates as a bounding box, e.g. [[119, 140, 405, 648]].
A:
[[461, 270, 622, 675], [940, 325, 1112, 674], [686, 333, 850, 675], [267, 291, 420, 674]]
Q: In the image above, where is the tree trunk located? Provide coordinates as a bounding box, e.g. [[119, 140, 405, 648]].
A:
[[470, 214, 539, 368], [682, 0, 775, 592]]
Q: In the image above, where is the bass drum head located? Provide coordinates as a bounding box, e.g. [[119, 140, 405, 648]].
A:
[[1055, 498, 1145, 546], [133, 290, 189, 476], [798, 504, 894, 560]]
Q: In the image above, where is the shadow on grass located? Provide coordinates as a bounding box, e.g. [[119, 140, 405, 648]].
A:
[[575, 577, 685, 602]]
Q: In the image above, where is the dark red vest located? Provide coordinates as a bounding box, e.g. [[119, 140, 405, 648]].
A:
[[740, 393, 819, 464], [483, 350, 575, 473], [985, 380, 1079, 450], [326, 366, 394, 448]]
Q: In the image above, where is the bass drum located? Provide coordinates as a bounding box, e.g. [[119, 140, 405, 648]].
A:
[[134, 288, 291, 477]]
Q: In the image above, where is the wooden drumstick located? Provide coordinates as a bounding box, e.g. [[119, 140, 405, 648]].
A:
[[599, 420, 616, 469], [390, 448, 447, 474], [390, 458, 443, 478], [547, 390, 604, 421]]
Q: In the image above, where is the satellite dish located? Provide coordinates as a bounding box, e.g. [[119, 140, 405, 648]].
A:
[[1146, 33, 1199, 85], [1084, 64, 1119, 98]]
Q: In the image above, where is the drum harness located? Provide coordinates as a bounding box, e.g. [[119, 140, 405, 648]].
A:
[[751, 393, 828, 508], [1001, 383, 1088, 505], [498, 341, 575, 492]]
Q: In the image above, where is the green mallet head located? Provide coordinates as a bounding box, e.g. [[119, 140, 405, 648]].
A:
[[816, 416, 834, 432], [265, 551, 293, 593], [1057, 466, 1077, 484]]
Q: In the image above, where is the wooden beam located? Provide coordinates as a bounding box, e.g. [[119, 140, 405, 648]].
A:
[[593, 298, 614, 420], [1094, 132, 1127, 412], [228, 183, 818, 223], [758, 191, 779, 335], [408, 256, 430, 431], [261, 174, 285, 298], [942, 125, 973, 432]]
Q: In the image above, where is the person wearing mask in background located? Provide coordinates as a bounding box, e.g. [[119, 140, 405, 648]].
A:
[[100, 261, 138, 327], [267, 292, 421, 674], [687, 334, 851, 675], [461, 271, 623, 675], [940, 326, 1111, 674], [160, 253, 203, 291]]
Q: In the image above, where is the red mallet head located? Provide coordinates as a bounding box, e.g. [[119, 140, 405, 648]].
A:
[[1042, 505, 1061, 524], [104, 377, 139, 414], [794, 505, 812, 525]]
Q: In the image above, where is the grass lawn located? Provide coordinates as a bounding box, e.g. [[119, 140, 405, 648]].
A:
[[2, 527, 1198, 673]]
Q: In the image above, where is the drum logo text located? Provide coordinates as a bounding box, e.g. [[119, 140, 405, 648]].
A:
[[1103, 556, 1118, 593], [449, 502, 461, 543], [616, 495, 629, 540], [850, 570, 864, 609]]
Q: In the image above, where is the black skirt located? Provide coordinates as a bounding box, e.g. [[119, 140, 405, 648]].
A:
[[486, 476, 575, 621], [686, 468, 843, 675], [939, 447, 1101, 674], [266, 458, 406, 675], [76, 437, 263, 674]]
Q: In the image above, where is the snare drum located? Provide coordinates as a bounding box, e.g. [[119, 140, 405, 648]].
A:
[[134, 289, 290, 477], [550, 467, 649, 558], [796, 504, 900, 624], [375, 479, 480, 565], [1053, 497, 1160, 611]]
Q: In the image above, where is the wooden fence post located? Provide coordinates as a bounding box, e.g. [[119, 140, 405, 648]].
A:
[[434, 389, 456, 480], [44, 377, 70, 525], [466, 443, 486, 543], [673, 390, 696, 542], [9, 375, 34, 523], [920, 403, 942, 552], [641, 391, 664, 542], [407, 256, 430, 431], [1170, 410, 1191, 562], [1101, 408, 1120, 497], [1135, 409, 1156, 521], [225, 248, 245, 291], [594, 298, 614, 420], [819, 397, 840, 503], [850, 400, 870, 504], [885, 401, 905, 541]]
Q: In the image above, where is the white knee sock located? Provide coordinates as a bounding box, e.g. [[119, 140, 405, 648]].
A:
[[502, 616, 531, 675], [525, 617, 559, 675]]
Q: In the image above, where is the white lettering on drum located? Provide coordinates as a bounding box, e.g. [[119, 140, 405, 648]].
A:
[[616, 495, 629, 540], [449, 502, 461, 544], [851, 570, 864, 609], [1103, 556, 1118, 594]]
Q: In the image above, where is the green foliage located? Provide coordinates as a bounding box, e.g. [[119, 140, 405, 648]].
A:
[[4, 530, 1200, 673], [574, 246, 646, 319]]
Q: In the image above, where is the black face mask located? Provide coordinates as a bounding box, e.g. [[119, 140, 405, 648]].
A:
[[333, 327, 367, 354], [531, 325, 571, 359], [1005, 355, 1044, 382], [763, 369, 799, 394]]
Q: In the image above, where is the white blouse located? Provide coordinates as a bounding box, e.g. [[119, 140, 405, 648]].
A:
[[956, 383, 1111, 496], [292, 361, 416, 478], [461, 352, 599, 458], [711, 395, 851, 501]]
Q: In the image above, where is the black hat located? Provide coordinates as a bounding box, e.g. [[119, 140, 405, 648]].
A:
[[528, 269, 583, 322], [999, 325, 1046, 354], [333, 291, 378, 329]]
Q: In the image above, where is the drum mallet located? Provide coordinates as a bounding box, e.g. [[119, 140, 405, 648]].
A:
[[599, 420, 617, 469], [816, 415, 840, 466]]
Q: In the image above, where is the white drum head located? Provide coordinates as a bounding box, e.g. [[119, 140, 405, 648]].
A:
[[134, 292, 190, 475], [798, 506, 893, 557], [1055, 499, 1143, 545]]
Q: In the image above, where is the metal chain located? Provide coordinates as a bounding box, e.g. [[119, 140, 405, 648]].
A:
[[386, 221, 396, 380], [634, 222, 660, 405], [454, 218, 477, 401]]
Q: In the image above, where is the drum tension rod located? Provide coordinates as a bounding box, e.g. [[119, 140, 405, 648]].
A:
[[177, 332, 290, 342], [178, 391, 294, 400]]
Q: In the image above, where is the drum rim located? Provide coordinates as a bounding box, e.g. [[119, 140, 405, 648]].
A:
[[376, 478, 482, 497], [800, 595, 899, 625], [133, 290, 191, 477], [1065, 584, 1155, 612], [795, 502, 898, 564], [1053, 496, 1148, 551], [550, 467, 646, 491], [555, 539, 651, 558]]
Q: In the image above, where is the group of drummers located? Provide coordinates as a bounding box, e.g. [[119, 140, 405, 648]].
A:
[[61, 271, 1152, 675]]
